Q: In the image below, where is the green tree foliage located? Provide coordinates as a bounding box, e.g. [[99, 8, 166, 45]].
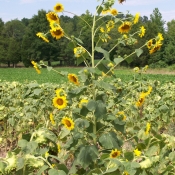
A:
[[163, 20, 175, 65]]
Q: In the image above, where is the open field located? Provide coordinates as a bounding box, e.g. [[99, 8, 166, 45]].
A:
[[0, 67, 175, 84]]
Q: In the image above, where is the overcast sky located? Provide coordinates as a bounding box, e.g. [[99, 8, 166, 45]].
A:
[[0, 0, 175, 24]]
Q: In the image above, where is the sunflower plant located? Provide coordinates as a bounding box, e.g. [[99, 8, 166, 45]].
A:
[[2, 0, 175, 175]]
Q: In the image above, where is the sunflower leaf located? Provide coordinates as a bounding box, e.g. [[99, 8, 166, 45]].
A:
[[135, 48, 143, 57]]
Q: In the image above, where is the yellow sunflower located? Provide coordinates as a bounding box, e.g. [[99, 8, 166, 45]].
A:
[[147, 39, 153, 49], [68, 73, 80, 85], [53, 96, 67, 110], [118, 0, 126, 4], [157, 33, 164, 41], [110, 149, 121, 158], [31, 61, 41, 74], [133, 13, 140, 24], [110, 8, 118, 16], [145, 122, 151, 135], [149, 41, 162, 54], [54, 3, 64, 13], [50, 27, 64, 40], [36, 32, 49, 43], [74, 46, 86, 58], [138, 26, 146, 38], [101, 9, 111, 15], [49, 113, 55, 126], [79, 99, 88, 108], [136, 92, 146, 107], [46, 12, 59, 23], [61, 117, 75, 130], [106, 20, 115, 30], [118, 21, 132, 34], [55, 88, 66, 96], [134, 149, 141, 156], [49, 21, 60, 29]]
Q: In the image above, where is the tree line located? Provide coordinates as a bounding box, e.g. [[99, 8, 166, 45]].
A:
[[0, 8, 175, 68]]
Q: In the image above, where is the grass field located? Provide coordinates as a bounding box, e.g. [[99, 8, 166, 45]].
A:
[[0, 67, 175, 84]]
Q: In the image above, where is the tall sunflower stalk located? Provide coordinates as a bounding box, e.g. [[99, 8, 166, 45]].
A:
[[29, 0, 165, 174]]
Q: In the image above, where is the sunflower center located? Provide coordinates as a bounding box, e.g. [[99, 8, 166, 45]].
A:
[[57, 98, 63, 105], [50, 15, 58, 21], [56, 6, 61, 10], [72, 76, 77, 83], [122, 24, 130, 30], [54, 29, 62, 35], [112, 152, 119, 158], [65, 120, 71, 127], [139, 98, 144, 103]]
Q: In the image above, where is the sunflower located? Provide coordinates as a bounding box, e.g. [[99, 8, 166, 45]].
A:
[[118, 21, 132, 34], [135, 92, 146, 107], [68, 73, 80, 85], [101, 9, 111, 15], [133, 13, 140, 24], [46, 12, 59, 23], [36, 32, 49, 43], [106, 20, 115, 30], [61, 117, 75, 130], [118, 0, 126, 4], [79, 99, 88, 108], [49, 21, 60, 29], [145, 122, 151, 135], [53, 96, 67, 110], [49, 113, 55, 125], [54, 3, 64, 13], [55, 88, 66, 96], [110, 149, 121, 158], [50, 27, 64, 40], [157, 33, 164, 41], [147, 39, 153, 49], [134, 149, 141, 156], [149, 41, 162, 54], [110, 8, 118, 16], [31, 61, 41, 74], [138, 26, 146, 38], [74, 46, 86, 58]]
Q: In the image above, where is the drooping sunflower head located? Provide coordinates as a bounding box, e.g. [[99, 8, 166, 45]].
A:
[[110, 8, 118, 16], [61, 117, 75, 130], [50, 27, 64, 40], [136, 92, 146, 107], [46, 12, 59, 23], [54, 3, 64, 13], [110, 149, 121, 158], [138, 26, 146, 38], [157, 33, 164, 42], [147, 39, 153, 49], [133, 12, 140, 24], [53, 96, 67, 110], [118, 0, 126, 4], [118, 21, 132, 34], [36, 32, 49, 43], [68, 73, 80, 85], [31, 61, 41, 74], [149, 41, 162, 54]]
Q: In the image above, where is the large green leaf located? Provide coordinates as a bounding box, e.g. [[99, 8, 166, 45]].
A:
[[77, 145, 98, 169], [37, 165, 49, 175], [86, 100, 97, 111], [135, 48, 143, 57], [48, 169, 66, 175], [99, 132, 120, 149], [114, 57, 124, 66], [95, 47, 109, 60], [94, 100, 107, 121]]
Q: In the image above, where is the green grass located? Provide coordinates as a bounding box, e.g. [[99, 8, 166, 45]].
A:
[[0, 67, 175, 84]]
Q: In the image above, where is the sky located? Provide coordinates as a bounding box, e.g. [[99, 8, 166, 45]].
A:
[[0, 0, 175, 24]]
